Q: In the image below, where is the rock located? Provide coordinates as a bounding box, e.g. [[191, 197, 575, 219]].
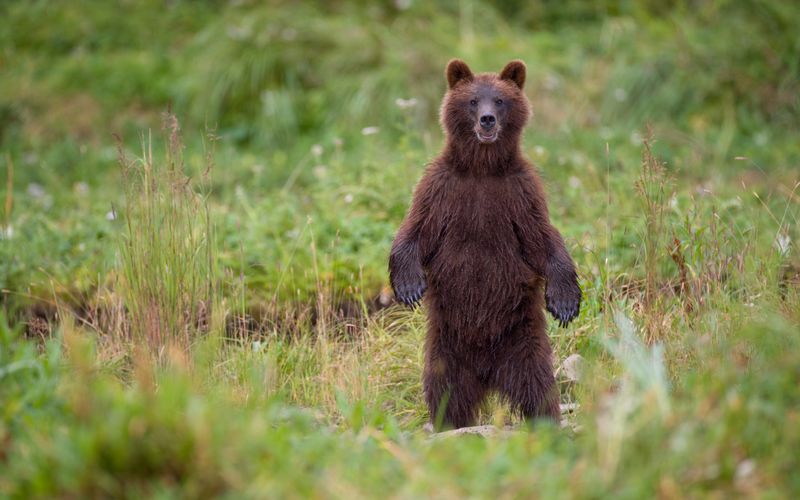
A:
[[557, 353, 585, 382], [560, 403, 579, 414], [429, 425, 514, 440], [378, 287, 393, 307]]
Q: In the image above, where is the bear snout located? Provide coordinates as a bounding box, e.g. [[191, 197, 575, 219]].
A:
[[475, 123, 499, 143], [479, 114, 496, 130]]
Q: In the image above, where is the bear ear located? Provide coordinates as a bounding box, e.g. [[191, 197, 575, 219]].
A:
[[500, 60, 526, 90], [446, 59, 474, 89]]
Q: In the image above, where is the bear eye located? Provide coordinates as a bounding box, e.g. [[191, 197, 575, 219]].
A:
[[469, 99, 478, 106], [495, 98, 504, 105]]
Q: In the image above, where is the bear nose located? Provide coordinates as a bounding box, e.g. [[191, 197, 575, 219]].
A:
[[480, 114, 496, 130]]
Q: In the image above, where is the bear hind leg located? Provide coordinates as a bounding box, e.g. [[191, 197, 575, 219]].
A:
[[423, 348, 487, 430], [493, 323, 560, 423]]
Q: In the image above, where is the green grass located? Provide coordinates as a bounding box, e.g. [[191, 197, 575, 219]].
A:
[[116, 116, 216, 354], [1, 0, 799, 497]]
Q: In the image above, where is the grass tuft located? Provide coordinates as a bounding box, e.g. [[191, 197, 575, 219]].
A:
[[115, 113, 215, 357]]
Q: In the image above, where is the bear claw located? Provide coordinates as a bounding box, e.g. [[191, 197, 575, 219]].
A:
[[545, 291, 581, 327], [395, 282, 426, 308]]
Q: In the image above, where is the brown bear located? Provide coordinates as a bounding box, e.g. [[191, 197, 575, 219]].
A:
[[388, 59, 581, 429]]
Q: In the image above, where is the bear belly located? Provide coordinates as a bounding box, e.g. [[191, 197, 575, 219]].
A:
[[426, 236, 537, 342]]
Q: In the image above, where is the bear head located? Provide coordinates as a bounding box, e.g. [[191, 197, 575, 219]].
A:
[[440, 59, 530, 147]]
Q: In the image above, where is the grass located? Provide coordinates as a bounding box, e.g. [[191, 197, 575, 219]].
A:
[[1, 0, 799, 497], [116, 114, 216, 354]]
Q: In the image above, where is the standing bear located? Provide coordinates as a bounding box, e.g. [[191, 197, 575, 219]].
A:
[[389, 59, 581, 429]]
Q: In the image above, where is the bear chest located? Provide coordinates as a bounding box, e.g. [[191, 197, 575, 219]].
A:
[[444, 178, 519, 244]]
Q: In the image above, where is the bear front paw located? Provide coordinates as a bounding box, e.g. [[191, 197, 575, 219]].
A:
[[393, 276, 427, 308], [545, 280, 581, 327]]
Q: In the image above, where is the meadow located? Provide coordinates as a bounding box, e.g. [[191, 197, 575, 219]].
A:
[[1, 0, 799, 497]]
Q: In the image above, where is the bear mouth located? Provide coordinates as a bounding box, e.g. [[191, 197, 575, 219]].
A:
[[475, 128, 499, 144]]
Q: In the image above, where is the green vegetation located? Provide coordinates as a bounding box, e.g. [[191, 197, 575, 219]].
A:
[[1, 0, 798, 497]]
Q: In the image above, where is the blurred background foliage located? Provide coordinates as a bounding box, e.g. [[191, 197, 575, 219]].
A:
[[0, 0, 798, 308]]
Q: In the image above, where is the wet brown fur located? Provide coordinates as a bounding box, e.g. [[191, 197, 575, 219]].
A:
[[389, 59, 581, 429]]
